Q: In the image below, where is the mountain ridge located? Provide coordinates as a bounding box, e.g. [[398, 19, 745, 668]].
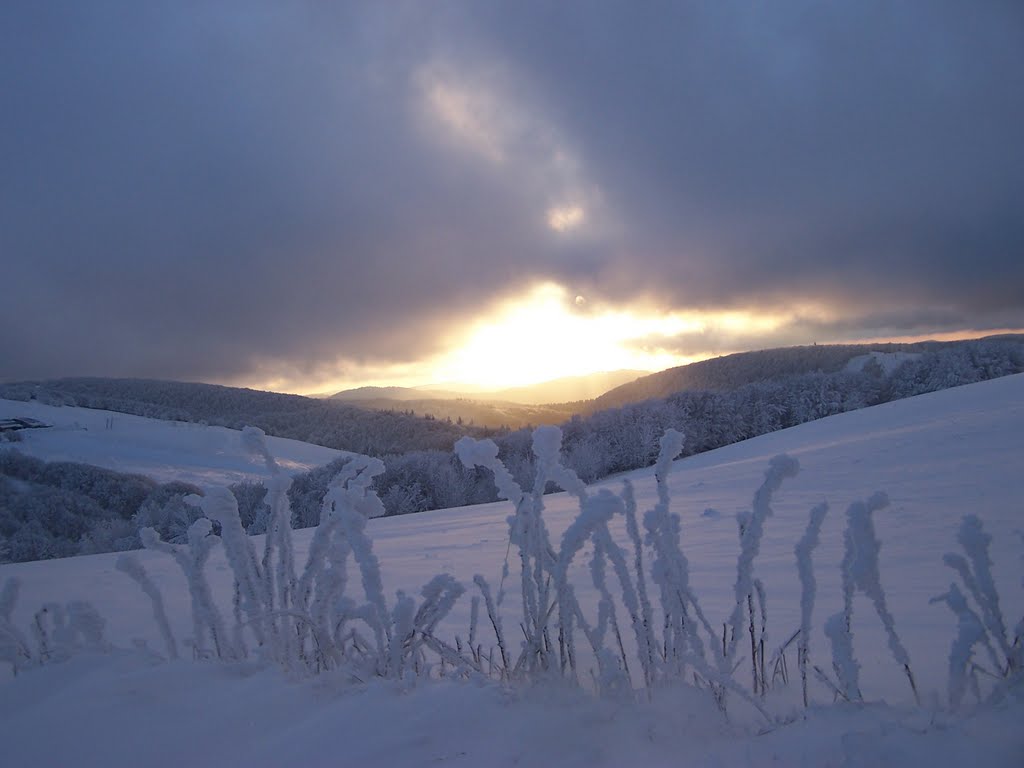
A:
[[330, 369, 645, 406]]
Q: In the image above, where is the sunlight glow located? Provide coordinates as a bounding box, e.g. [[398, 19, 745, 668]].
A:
[[424, 78, 507, 164], [547, 204, 585, 232], [427, 283, 793, 390]]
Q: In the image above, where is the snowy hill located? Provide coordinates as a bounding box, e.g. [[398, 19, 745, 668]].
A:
[[587, 336, 1022, 412], [1, 375, 1022, 766], [0, 398, 344, 486]]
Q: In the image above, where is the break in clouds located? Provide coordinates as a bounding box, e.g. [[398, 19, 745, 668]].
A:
[[2, 2, 1023, 388]]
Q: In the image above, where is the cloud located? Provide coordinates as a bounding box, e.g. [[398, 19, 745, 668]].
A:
[[631, 306, 1024, 361], [2, 2, 1022, 390]]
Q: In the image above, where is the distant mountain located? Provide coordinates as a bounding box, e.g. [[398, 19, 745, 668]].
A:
[[332, 370, 644, 406], [487, 370, 645, 404], [330, 386, 464, 402]]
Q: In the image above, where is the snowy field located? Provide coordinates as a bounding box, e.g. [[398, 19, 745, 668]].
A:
[[0, 398, 344, 485], [2, 375, 1023, 766]]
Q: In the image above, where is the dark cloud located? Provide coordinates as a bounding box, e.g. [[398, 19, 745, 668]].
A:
[[632, 306, 1024, 361], [2, 2, 1022, 388]]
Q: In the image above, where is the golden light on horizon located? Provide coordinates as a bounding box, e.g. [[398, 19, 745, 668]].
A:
[[254, 283, 1024, 398], [426, 283, 792, 390]]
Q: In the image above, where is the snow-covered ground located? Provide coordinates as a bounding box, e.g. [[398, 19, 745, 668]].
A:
[[0, 398, 344, 485], [2, 375, 1023, 766]]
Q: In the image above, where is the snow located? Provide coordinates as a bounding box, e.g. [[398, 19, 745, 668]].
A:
[[0, 398, 344, 485], [2, 375, 1024, 765]]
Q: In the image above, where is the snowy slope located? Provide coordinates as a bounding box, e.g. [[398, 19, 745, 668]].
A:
[[2, 375, 1023, 766], [0, 398, 344, 485]]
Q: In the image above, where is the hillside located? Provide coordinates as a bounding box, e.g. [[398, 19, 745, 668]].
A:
[[587, 336, 1024, 411], [2, 375, 1022, 766], [485, 369, 644, 404], [326, 396, 577, 430], [329, 370, 644, 428], [0, 398, 343, 486], [0, 377, 480, 456], [330, 385, 466, 401], [333, 370, 642, 405]]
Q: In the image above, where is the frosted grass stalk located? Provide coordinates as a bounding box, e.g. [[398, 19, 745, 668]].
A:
[[725, 455, 799, 665], [455, 437, 523, 507], [843, 491, 918, 702], [795, 501, 829, 706], [825, 611, 860, 700], [930, 584, 989, 709], [473, 574, 509, 676], [456, 436, 542, 659], [337, 497, 391, 662], [242, 427, 288, 615], [622, 480, 657, 689], [188, 488, 267, 651], [956, 515, 1014, 666], [589, 536, 612, 650], [389, 591, 415, 677], [643, 430, 720, 678], [414, 574, 465, 639], [140, 519, 227, 658], [115, 554, 178, 659], [527, 426, 566, 670], [469, 595, 480, 651], [941, 553, 1005, 674], [459, 429, 566, 676], [595, 521, 650, 691], [555, 489, 622, 674]]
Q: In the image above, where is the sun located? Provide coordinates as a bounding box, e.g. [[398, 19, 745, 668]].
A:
[[429, 283, 697, 389], [285, 283, 820, 395]]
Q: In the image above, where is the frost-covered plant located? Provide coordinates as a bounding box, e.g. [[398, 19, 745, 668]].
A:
[[461, 425, 775, 720], [794, 501, 828, 706], [932, 514, 1023, 709], [0, 577, 108, 673], [830, 492, 918, 703], [822, 610, 860, 701], [642, 431, 731, 690], [459, 425, 671, 689], [115, 554, 178, 660], [457, 431, 557, 677], [123, 430, 472, 682], [722, 455, 799, 697], [140, 518, 228, 659], [930, 583, 988, 709]]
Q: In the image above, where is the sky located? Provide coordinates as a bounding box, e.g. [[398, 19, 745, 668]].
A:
[[2, 1, 1022, 394]]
